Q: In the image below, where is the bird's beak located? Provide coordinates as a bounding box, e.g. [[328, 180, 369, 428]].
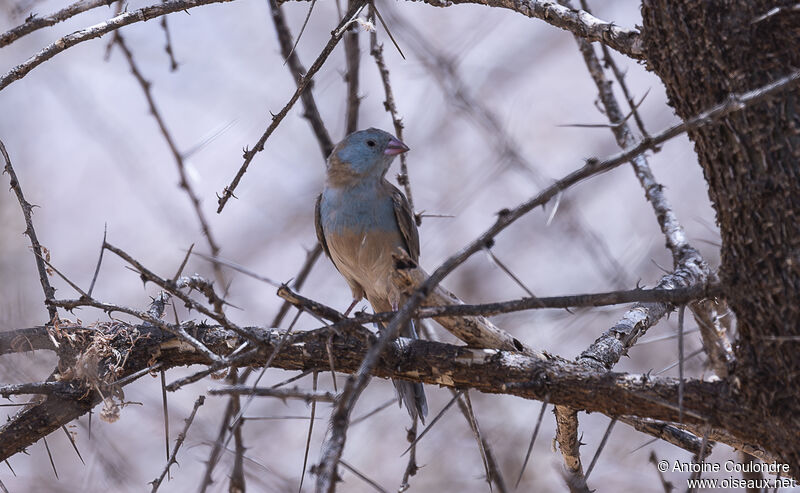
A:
[[384, 137, 410, 156]]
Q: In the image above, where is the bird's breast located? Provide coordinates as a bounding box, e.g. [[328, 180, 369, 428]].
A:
[[320, 186, 404, 302]]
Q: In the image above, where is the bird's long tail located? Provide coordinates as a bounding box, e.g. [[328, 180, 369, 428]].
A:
[[393, 319, 428, 424]]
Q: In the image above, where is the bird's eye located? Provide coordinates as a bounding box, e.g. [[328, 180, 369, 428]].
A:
[[366, 140, 376, 147]]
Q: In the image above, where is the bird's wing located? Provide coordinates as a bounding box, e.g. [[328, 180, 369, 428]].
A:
[[387, 182, 420, 262], [314, 193, 332, 259]]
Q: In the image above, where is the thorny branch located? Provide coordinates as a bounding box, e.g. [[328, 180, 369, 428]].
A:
[[0, 0, 237, 91], [413, 0, 644, 59], [268, 0, 335, 159], [0, 321, 770, 465], [282, 0, 645, 59], [208, 385, 337, 402], [313, 66, 800, 490], [551, 2, 713, 483], [384, 5, 633, 286], [111, 33, 227, 287], [277, 282, 721, 326], [343, 0, 361, 135], [216, 0, 368, 212], [1, 140, 57, 321], [369, 6, 415, 215], [0, 0, 116, 48], [150, 395, 205, 493]]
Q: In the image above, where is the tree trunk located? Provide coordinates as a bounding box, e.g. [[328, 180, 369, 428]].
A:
[[641, 0, 800, 468]]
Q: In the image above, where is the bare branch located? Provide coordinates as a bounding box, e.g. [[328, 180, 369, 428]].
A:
[[268, 0, 334, 158], [619, 417, 708, 457], [0, 0, 115, 48], [554, 406, 589, 492], [408, 0, 644, 60], [150, 395, 205, 492], [102, 242, 261, 344], [112, 33, 226, 286], [515, 400, 548, 487], [0, 326, 57, 355], [216, 0, 367, 212], [384, 6, 631, 286], [1, 140, 57, 321], [343, 0, 361, 135], [0, 0, 237, 91], [0, 321, 769, 464], [369, 8, 415, 215], [209, 385, 337, 402]]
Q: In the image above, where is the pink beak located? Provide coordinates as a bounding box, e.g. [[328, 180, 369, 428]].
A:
[[384, 137, 410, 156]]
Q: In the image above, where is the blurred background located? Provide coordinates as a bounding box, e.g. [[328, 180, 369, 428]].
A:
[[0, 0, 744, 491]]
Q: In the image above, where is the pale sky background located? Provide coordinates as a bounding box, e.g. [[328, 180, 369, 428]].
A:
[[0, 0, 754, 491]]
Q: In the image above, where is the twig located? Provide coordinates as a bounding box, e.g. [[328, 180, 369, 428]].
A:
[[282, 277, 719, 324], [515, 399, 548, 487], [61, 425, 85, 465], [401, 390, 463, 455], [339, 460, 389, 493], [299, 372, 318, 492], [584, 418, 615, 480], [0, 0, 238, 91], [226, 308, 305, 430], [198, 398, 235, 493], [400, 419, 418, 492], [268, 0, 334, 159], [42, 437, 58, 479], [569, 19, 687, 259], [460, 391, 493, 491], [350, 398, 396, 425], [191, 251, 280, 287], [384, 7, 630, 286], [343, 0, 361, 135], [369, 7, 415, 215], [159, 12, 178, 71], [648, 451, 674, 493], [654, 347, 703, 376], [52, 296, 224, 364], [209, 385, 337, 402], [484, 249, 535, 296], [1, 140, 57, 321], [159, 371, 171, 479], [112, 34, 226, 287], [217, 0, 367, 212], [87, 225, 107, 297], [0, 381, 80, 398], [228, 369, 246, 493], [620, 416, 708, 457], [554, 406, 589, 492], [102, 242, 260, 344], [0, 0, 116, 47], [150, 395, 205, 492], [284, 0, 316, 64], [269, 245, 324, 325], [411, 0, 644, 59]]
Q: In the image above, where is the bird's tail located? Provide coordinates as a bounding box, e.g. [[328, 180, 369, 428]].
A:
[[393, 379, 428, 424], [393, 319, 428, 424]]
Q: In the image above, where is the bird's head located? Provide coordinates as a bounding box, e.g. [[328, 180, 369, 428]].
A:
[[326, 128, 409, 186]]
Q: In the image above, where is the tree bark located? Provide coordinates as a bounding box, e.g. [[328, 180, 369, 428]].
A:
[[641, 0, 800, 470]]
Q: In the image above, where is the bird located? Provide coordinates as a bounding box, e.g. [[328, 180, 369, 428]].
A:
[[315, 127, 428, 424]]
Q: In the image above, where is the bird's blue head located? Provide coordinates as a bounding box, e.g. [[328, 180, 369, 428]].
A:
[[326, 128, 409, 186]]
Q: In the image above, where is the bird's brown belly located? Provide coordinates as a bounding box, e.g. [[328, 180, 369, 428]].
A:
[[325, 228, 405, 307]]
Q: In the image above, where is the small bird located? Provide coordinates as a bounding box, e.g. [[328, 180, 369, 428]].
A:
[[315, 128, 428, 423]]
